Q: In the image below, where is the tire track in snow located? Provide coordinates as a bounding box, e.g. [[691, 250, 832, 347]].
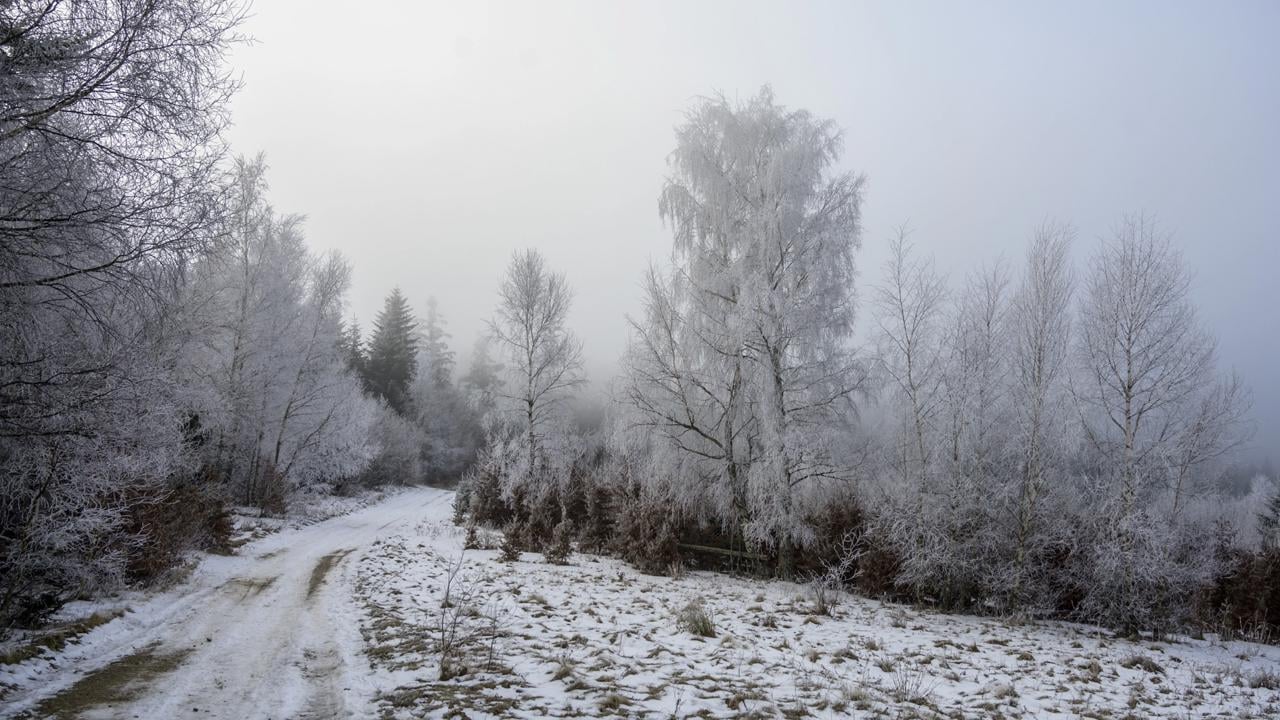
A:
[[0, 487, 450, 720]]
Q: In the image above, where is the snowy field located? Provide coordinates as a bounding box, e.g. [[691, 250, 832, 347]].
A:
[[2, 487, 1277, 720], [359, 496, 1280, 719]]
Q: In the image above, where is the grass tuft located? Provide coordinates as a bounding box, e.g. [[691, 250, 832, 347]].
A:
[[677, 599, 716, 638]]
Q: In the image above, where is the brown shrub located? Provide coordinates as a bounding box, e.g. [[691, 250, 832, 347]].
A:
[[125, 472, 231, 583]]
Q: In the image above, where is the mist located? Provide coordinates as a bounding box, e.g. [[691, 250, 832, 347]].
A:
[[226, 0, 1279, 455], [5, 2, 1280, 716]]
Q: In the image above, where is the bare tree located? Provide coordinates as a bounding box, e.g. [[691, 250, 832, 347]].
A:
[[941, 262, 1011, 486], [0, 0, 245, 628], [1002, 222, 1074, 610], [1074, 215, 1245, 632], [625, 265, 754, 537], [488, 249, 584, 492], [873, 231, 948, 490], [1077, 217, 1216, 519], [913, 261, 1011, 607]]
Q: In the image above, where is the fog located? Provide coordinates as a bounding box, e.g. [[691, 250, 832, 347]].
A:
[[225, 0, 1278, 457], [7, 2, 1280, 706]]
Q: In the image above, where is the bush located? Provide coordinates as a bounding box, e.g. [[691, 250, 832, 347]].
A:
[[544, 519, 574, 565], [809, 575, 840, 616], [849, 522, 903, 599], [801, 491, 866, 582], [1198, 542, 1280, 641], [359, 408, 424, 487], [499, 524, 523, 562], [125, 474, 231, 583], [578, 476, 617, 553], [612, 491, 682, 575]]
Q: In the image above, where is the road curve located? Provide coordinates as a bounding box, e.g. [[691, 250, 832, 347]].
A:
[[2, 486, 452, 720]]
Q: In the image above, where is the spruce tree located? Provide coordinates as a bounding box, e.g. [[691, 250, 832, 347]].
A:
[[366, 288, 418, 415], [339, 318, 367, 380], [461, 336, 503, 413], [420, 297, 455, 389]]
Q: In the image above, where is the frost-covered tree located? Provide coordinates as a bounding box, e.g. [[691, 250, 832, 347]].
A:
[[265, 252, 372, 487], [1074, 215, 1247, 632], [873, 232, 948, 492], [461, 336, 503, 418], [625, 265, 755, 534], [0, 0, 244, 628], [901, 261, 1012, 607], [419, 298, 455, 388], [488, 249, 584, 495], [998, 222, 1075, 611], [632, 87, 867, 576], [1260, 485, 1280, 551], [179, 157, 374, 504], [339, 319, 367, 379]]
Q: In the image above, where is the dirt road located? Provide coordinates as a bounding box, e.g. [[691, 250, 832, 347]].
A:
[[2, 487, 452, 720]]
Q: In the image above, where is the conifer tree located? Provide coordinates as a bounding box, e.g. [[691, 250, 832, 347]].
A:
[[366, 288, 418, 415], [420, 297, 456, 389], [339, 318, 367, 380], [462, 337, 504, 415]]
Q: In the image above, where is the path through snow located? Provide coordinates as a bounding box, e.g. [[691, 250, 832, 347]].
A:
[[0, 486, 451, 720]]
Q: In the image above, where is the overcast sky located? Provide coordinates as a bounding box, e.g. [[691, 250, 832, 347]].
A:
[[225, 0, 1279, 459]]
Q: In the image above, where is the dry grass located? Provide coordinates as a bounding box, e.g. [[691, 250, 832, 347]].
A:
[[677, 599, 716, 638], [0, 610, 124, 667]]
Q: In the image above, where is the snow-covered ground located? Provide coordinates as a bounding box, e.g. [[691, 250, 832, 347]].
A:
[[0, 486, 439, 719], [356, 499, 1280, 719], [3, 487, 1278, 719]]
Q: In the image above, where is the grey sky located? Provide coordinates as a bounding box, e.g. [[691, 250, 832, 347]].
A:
[[225, 1, 1279, 459]]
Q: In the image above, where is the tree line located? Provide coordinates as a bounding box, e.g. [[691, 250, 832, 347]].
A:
[[455, 88, 1279, 640]]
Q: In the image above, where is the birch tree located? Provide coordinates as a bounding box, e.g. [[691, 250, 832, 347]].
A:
[[873, 232, 947, 492], [917, 261, 1011, 606], [625, 265, 755, 532], [488, 249, 584, 495], [636, 87, 867, 576], [1000, 222, 1075, 611], [1075, 215, 1242, 632]]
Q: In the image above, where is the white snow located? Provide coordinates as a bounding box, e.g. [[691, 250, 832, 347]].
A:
[[353, 495, 1280, 719], [3, 488, 1278, 719], [0, 487, 444, 719]]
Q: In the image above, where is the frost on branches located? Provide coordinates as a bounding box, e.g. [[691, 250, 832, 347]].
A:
[[627, 88, 867, 577]]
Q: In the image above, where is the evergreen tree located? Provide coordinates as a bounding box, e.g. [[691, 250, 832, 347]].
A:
[[366, 288, 418, 415], [339, 318, 367, 380], [410, 299, 478, 482], [419, 297, 455, 389], [462, 336, 503, 415]]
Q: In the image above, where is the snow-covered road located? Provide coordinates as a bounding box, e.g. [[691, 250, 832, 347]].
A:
[[1, 486, 453, 720]]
